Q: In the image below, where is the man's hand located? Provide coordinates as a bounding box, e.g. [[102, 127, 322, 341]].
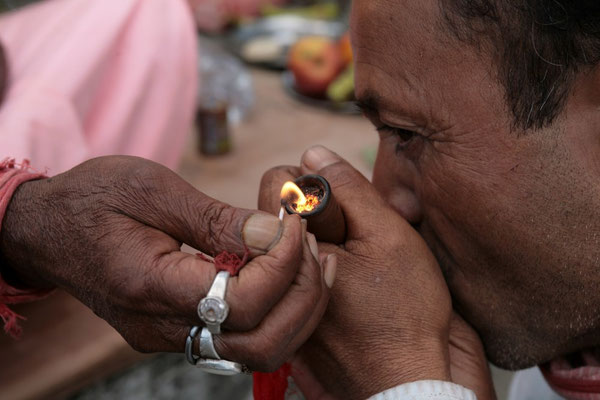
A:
[[448, 313, 497, 400], [0, 156, 333, 372], [259, 146, 453, 399]]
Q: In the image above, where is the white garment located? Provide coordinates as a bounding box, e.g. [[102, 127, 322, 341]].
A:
[[369, 380, 476, 400], [508, 368, 564, 400]]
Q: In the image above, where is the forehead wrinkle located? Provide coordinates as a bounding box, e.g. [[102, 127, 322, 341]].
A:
[[351, 0, 397, 34], [352, 0, 469, 131], [355, 56, 431, 125], [352, 2, 439, 104]]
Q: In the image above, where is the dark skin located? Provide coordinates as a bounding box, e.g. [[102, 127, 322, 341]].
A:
[[353, 0, 600, 369], [259, 147, 495, 399], [260, 0, 600, 395], [0, 156, 335, 372]]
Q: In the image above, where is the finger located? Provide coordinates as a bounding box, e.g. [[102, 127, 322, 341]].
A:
[[284, 252, 336, 345], [142, 236, 334, 362], [291, 355, 339, 400], [307, 233, 319, 262], [109, 214, 305, 332], [212, 227, 332, 371], [106, 157, 283, 257], [225, 214, 308, 331], [300, 145, 402, 240], [258, 165, 302, 214]]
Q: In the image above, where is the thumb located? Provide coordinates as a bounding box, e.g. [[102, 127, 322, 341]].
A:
[[108, 158, 283, 257], [300, 145, 400, 240]]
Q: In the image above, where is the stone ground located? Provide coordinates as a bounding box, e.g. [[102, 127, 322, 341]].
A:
[[69, 354, 514, 400], [69, 354, 253, 400]]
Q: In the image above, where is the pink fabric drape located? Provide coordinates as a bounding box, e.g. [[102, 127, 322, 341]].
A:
[[0, 0, 198, 336], [0, 0, 198, 175]]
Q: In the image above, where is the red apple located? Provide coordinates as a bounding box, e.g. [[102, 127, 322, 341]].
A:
[[339, 32, 353, 66], [288, 36, 343, 97]]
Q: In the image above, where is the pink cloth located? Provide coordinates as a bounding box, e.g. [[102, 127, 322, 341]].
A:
[[0, 0, 198, 337], [542, 351, 600, 399], [191, 0, 287, 32], [0, 0, 198, 175], [0, 159, 49, 338]]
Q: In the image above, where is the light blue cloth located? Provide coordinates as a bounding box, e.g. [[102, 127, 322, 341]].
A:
[[508, 367, 564, 400]]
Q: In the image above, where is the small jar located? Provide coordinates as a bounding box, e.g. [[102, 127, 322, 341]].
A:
[[196, 101, 231, 156]]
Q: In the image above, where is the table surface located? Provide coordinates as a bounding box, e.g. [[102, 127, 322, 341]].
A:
[[0, 69, 377, 400]]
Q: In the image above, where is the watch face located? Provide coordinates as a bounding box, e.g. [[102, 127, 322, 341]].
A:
[[199, 297, 229, 324]]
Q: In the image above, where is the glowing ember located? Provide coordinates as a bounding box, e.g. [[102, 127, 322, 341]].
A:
[[281, 181, 320, 213]]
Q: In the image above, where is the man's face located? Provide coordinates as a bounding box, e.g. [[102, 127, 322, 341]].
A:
[[352, 0, 600, 368]]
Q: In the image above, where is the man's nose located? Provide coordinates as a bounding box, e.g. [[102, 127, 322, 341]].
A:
[[372, 155, 422, 225], [382, 186, 422, 225]]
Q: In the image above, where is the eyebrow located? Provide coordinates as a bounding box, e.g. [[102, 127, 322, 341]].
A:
[[355, 90, 384, 115]]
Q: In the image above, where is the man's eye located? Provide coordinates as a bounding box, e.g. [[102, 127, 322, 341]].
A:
[[377, 126, 417, 150]]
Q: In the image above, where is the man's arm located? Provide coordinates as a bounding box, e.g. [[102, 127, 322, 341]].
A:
[[0, 155, 333, 372]]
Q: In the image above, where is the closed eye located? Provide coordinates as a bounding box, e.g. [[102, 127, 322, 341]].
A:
[[376, 126, 418, 151]]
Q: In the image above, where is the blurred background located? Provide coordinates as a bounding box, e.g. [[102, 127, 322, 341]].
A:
[[0, 0, 543, 399]]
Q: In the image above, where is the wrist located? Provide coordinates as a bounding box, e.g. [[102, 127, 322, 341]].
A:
[[379, 343, 451, 395], [0, 178, 54, 290], [347, 336, 452, 399]]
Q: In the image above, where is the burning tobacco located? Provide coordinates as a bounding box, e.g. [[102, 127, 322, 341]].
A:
[[280, 175, 346, 244], [280, 181, 321, 213]]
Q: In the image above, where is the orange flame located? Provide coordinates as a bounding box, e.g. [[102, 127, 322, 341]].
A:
[[281, 181, 320, 213]]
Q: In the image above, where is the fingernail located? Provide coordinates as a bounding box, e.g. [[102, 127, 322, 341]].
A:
[[307, 233, 319, 261], [242, 214, 283, 255], [302, 145, 341, 172], [324, 254, 337, 288]]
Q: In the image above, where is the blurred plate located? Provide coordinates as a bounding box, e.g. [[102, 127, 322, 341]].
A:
[[228, 15, 345, 69], [281, 70, 359, 114]]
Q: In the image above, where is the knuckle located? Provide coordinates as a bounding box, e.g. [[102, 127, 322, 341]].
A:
[[260, 165, 295, 183], [248, 343, 283, 372], [259, 167, 280, 184], [259, 166, 299, 212], [227, 294, 265, 331], [109, 273, 147, 305], [214, 335, 235, 361], [322, 162, 360, 188], [297, 265, 323, 299], [121, 327, 154, 353], [259, 359, 283, 373], [196, 201, 235, 248], [234, 312, 262, 332]]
